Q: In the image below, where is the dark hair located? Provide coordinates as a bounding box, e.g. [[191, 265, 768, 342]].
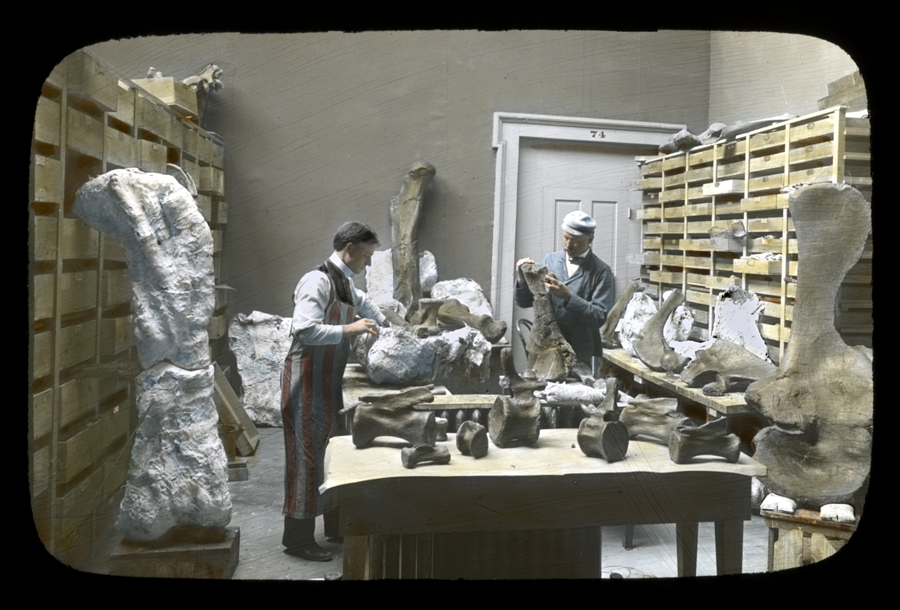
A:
[[333, 221, 380, 251]]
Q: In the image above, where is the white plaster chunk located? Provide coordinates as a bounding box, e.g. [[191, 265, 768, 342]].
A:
[[367, 248, 438, 306], [819, 503, 856, 523], [430, 278, 494, 318], [711, 286, 770, 362], [228, 311, 292, 427], [419, 251, 438, 294], [760, 493, 797, 514], [535, 381, 606, 407], [669, 339, 715, 361], [664, 305, 694, 343], [117, 363, 232, 542], [751, 477, 768, 512], [615, 292, 658, 356], [72, 168, 214, 370]]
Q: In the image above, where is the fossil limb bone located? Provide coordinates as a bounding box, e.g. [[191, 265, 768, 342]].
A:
[[577, 378, 629, 462], [488, 348, 544, 448], [668, 418, 741, 464], [744, 183, 873, 507], [519, 263, 576, 381], [352, 386, 437, 448], [680, 339, 777, 395], [391, 161, 436, 310], [634, 289, 690, 373], [619, 395, 694, 444], [437, 299, 508, 343], [401, 444, 451, 469], [600, 279, 644, 348], [456, 421, 489, 458]]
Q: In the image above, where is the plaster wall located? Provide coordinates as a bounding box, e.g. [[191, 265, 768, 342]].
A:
[[708, 31, 862, 125], [83, 30, 711, 323]]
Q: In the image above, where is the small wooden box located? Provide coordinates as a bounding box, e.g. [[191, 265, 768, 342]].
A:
[[133, 77, 199, 118]]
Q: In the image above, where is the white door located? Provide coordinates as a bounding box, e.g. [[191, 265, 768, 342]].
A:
[[511, 139, 650, 369]]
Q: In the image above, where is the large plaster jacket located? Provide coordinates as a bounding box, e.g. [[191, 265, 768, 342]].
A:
[[515, 250, 616, 364]]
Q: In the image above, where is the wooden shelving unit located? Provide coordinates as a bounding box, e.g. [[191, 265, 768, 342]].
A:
[[28, 49, 228, 568], [637, 106, 871, 365]]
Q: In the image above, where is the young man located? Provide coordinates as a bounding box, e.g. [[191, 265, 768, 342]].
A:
[[280, 221, 387, 561], [514, 210, 615, 372]]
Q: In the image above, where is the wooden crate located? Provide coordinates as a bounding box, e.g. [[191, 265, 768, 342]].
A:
[[639, 106, 871, 363], [132, 77, 198, 118]]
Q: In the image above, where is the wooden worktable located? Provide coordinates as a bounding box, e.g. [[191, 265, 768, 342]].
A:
[[321, 428, 765, 579]]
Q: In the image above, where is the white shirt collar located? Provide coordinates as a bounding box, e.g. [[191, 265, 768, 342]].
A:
[[329, 251, 355, 280]]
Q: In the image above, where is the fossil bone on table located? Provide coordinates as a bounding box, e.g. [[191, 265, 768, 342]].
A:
[[680, 339, 777, 396], [488, 348, 544, 448], [744, 183, 873, 508], [576, 377, 629, 462], [634, 289, 690, 373]]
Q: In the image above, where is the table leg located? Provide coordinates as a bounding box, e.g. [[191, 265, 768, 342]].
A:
[[676, 522, 699, 577], [715, 519, 744, 575], [623, 524, 634, 549], [767, 527, 778, 572], [342, 535, 368, 580]]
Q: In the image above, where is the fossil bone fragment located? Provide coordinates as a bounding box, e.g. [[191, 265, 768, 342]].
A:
[[634, 289, 690, 373], [519, 263, 576, 381], [351, 386, 437, 448], [577, 378, 629, 462], [182, 63, 224, 93], [408, 298, 445, 337], [744, 183, 873, 507], [391, 161, 436, 310], [437, 299, 507, 343], [72, 168, 229, 542], [456, 421, 489, 458], [401, 444, 451, 469], [600, 279, 644, 348], [619, 395, 694, 444], [488, 348, 544, 448], [435, 417, 449, 442], [680, 339, 777, 395], [668, 418, 741, 464]]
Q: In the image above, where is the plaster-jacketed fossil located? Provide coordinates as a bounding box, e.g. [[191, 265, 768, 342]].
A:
[[72, 168, 230, 542], [744, 183, 873, 508], [519, 263, 576, 381]]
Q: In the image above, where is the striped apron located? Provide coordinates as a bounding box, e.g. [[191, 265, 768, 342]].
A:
[[281, 274, 353, 519]]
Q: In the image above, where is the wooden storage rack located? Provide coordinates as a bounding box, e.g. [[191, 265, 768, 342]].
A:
[[637, 106, 871, 365], [28, 49, 228, 567]]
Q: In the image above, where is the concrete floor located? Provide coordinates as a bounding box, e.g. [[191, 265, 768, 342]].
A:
[[229, 427, 771, 580]]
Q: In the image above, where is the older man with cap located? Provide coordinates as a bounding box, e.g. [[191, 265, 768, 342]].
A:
[[514, 210, 615, 372]]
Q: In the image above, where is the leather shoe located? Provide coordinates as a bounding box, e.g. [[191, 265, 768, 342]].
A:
[[283, 544, 333, 562]]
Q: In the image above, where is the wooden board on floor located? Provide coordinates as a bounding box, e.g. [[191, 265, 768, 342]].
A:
[[213, 362, 260, 457]]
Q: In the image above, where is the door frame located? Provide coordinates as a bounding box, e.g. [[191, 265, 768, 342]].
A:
[[490, 112, 685, 331]]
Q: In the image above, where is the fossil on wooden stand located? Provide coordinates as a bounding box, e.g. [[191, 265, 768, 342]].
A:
[[577, 377, 629, 462], [519, 263, 576, 381], [744, 183, 873, 508], [351, 386, 437, 448], [668, 417, 741, 464], [488, 348, 544, 448], [391, 161, 436, 311], [619, 395, 694, 445]]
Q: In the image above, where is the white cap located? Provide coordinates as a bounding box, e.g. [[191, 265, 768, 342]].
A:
[[561, 211, 596, 236]]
